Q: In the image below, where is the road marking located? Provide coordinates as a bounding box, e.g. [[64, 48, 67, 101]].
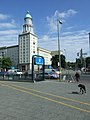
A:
[[6, 83, 90, 106], [0, 82, 90, 114]]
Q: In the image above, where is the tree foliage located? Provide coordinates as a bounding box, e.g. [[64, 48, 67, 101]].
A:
[[0, 57, 12, 70], [76, 58, 83, 69], [51, 54, 90, 70], [51, 54, 66, 69], [85, 57, 90, 67], [51, 55, 58, 69], [61, 54, 66, 68]]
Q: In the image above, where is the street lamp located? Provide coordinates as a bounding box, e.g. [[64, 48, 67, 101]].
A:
[[57, 19, 62, 81]]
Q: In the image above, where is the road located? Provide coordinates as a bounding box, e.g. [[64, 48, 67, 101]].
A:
[[0, 79, 90, 120]]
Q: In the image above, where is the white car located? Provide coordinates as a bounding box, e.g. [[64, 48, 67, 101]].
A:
[[49, 72, 59, 79], [8, 69, 22, 75], [14, 69, 22, 75], [45, 69, 60, 75]]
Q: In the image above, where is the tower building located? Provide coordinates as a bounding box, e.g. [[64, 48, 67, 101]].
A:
[[18, 11, 38, 71]]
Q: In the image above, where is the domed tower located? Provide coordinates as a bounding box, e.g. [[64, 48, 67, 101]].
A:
[[23, 11, 34, 33], [18, 11, 38, 71]]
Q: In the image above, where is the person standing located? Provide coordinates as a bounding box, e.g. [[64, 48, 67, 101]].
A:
[[75, 72, 80, 82]]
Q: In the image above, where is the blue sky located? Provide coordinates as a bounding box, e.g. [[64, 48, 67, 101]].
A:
[[0, 0, 90, 62]]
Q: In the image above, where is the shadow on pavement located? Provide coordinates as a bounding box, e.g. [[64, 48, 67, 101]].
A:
[[68, 91, 79, 94]]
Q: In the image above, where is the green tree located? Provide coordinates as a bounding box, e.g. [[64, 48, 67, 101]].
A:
[[85, 57, 90, 67], [51, 55, 66, 69], [1, 57, 12, 70], [51, 55, 58, 68], [67, 62, 75, 70], [76, 58, 83, 69], [61, 54, 66, 68]]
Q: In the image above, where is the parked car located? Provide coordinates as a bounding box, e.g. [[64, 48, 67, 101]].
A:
[[0, 71, 8, 75], [7, 69, 22, 75], [37, 72, 51, 79], [49, 72, 59, 79], [45, 68, 60, 75], [37, 71, 59, 79]]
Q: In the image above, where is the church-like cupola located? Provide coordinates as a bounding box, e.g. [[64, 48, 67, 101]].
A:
[[23, 11, 34, 33]]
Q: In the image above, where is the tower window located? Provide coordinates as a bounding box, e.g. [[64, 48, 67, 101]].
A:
[[33, 51, 35, 53], [33, 42, 35, 45]]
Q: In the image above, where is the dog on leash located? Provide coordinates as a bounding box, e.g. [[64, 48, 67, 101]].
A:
[[78, 84, 86, 94]]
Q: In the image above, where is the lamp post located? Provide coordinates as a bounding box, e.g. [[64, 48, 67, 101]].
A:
[[57, 19, 62, 81]]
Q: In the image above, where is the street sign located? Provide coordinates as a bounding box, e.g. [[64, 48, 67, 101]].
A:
[[82, 53, 87, 55], [34, 57, 44, 65]]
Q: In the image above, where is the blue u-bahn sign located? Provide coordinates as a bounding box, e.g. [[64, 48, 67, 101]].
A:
[[34, 57, 44, 65]]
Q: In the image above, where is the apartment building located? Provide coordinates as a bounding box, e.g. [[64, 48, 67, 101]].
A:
[[0, 45, 19, 67]]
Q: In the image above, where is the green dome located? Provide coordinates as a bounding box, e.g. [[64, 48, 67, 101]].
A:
[[25, 11, 32, 19]]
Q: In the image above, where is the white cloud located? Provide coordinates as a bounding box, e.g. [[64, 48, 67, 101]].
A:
[[0, 13, 21, 47], [66, 26, 76, 30], [56, 9, 77, 18], [0, 13, 10, 20], [41, 35, 49, 41], [0, 29, 19, 35], [39, 9, 90, 61], [11, 19, 15, 24], [46, 9, 77, 33], [0, 14, 17, 29], [0, 29, 19, 47], [46, 16, 57, 32], [39, 28, 89, 62], [0, 23, 16, 29]]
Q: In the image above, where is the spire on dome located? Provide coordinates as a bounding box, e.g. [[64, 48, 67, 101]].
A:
[[23, 11, 33, 33], [25, 11, 32, 19]]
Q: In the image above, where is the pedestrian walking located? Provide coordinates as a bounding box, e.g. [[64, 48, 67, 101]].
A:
[[75, 72, 80, 82]]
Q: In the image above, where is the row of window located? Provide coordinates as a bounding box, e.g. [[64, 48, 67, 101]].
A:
[[20, 35, 36, 41], [20, 36, 28, 40]]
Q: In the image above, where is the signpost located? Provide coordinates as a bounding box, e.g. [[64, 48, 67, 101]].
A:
[[32, 55, 45, 82]]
